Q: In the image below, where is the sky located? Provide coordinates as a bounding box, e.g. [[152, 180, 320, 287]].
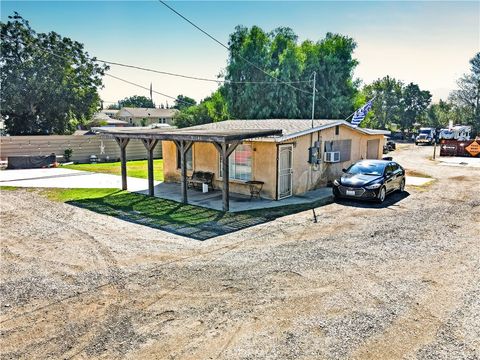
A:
[[1, 1, 479, 107]]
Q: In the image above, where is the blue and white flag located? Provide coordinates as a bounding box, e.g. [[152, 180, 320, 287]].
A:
[[351, 99, 373, 127]]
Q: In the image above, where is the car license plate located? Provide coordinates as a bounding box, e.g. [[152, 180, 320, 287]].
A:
[[346, 190, 355, 196]]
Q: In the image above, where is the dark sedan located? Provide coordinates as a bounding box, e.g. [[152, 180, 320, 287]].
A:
[[332, 160, 406, 203]]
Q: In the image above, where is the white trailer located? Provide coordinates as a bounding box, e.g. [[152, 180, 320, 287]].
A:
[[438, 125, 471, 141]]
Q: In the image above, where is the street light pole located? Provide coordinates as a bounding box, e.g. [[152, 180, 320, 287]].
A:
[[311, 71, 316, 128]]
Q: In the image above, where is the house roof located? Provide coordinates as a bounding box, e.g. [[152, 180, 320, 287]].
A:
[[118, 107, 178, 118], [185, 119, 390, 142], [98, 127, 282, 143], [99, 119, 389, 143], [91, 113, 129, 125]]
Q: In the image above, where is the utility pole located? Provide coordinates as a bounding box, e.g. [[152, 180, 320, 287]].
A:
[[311, 71, 316, 128]]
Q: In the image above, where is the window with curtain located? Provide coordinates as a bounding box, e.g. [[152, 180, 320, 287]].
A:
[[219, 144, 253, 181], [176, 146, 193, 170]]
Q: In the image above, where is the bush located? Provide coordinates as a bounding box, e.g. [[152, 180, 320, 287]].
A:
[[64, 148, 73, 162]]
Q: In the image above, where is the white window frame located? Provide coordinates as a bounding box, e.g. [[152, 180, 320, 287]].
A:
[[219, 143, 253, 182]]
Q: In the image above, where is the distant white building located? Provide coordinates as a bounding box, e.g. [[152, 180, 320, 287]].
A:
[[90, 112, 128, 127], [115, 107, 178, 126], [99, 109, 119, 118]]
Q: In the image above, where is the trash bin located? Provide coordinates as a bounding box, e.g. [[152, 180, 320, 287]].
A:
[[202, 183, 209, 193]]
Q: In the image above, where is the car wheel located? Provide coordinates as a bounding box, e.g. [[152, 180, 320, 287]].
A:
[[377, 186, 386, 203], [399, 178, 405, 192]]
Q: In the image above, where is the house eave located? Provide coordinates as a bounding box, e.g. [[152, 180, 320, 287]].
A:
[[251, 120, 391, 143]]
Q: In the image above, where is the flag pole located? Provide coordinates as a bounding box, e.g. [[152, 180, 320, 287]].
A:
[[344, 109, 357, 122], [311, 71, 316, 128], [346, 95, 376, 123]]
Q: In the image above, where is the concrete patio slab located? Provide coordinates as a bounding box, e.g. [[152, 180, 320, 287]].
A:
[[0, 168, 158, 192], [0, 168, 333, 212], [137, 182, 334, 212]]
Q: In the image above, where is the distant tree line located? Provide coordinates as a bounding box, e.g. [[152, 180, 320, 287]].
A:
[[173, 26, 359, 127], [357, 53, 479, 135], [106, 95, 155, 110], [1, 13, 478, 136]]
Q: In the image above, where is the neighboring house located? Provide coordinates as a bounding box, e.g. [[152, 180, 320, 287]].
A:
[[99, 109, 119, 118], [90, 112, 128, 127], [162, 119, 389, 200], [115, 107, 178, 126]]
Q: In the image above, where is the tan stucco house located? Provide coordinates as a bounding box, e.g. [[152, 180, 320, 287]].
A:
[[162, 119, 389, 200], [115, 107, 178, 126]]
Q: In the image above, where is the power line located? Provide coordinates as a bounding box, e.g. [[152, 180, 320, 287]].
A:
[[1, 33, 312, 86], [158, 0, 312, 95], [0, 33, 195, 107], [98, 58, 312, 85], [105, 73, 196, 106]]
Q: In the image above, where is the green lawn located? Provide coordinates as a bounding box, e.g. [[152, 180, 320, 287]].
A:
[[63, 159, 164, 181], [30, 187, 331, 240]]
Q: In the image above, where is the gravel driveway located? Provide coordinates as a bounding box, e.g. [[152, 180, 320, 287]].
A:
[[1, 145, 479, 359]]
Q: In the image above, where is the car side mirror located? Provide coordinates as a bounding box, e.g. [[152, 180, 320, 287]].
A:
[[342, 168, 347, 173]]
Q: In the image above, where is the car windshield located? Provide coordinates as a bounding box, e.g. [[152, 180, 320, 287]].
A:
[[420, 129, 431, 135], [347, 162, 386, 176]]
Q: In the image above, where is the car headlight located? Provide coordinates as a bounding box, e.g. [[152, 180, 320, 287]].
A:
[[333, 179, 340, 186], [365, 183, 382, 190]]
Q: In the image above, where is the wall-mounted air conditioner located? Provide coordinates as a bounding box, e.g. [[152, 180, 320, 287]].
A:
[[324, 151, 340, 163]]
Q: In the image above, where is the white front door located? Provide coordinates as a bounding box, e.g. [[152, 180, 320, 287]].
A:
[[278, 144, 293, 199]]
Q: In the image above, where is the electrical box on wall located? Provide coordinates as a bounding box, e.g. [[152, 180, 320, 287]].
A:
[[308, 146, 321, 164]]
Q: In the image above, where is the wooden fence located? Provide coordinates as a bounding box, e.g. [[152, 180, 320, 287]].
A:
[[0, 135, 162, 163]]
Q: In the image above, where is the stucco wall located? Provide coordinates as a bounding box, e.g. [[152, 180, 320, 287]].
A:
[[161, 124, 385, 200], [278, 125, 385, 195], [162, 140, 278, 199]]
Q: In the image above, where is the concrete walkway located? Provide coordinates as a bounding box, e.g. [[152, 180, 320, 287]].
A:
[[0, 168, 333, 212], [0, 168, 158, 192], [437, 156, 480, 168], [137, 182, 333, 212]]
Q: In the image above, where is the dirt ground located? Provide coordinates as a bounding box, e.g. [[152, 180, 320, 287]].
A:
[[1, 145, 479, 360]]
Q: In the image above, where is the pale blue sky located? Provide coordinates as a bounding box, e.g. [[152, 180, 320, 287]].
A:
[[1, 1, 479, 106]]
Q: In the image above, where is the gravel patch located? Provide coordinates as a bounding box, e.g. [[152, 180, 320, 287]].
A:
[[1, 145, 479, 359]]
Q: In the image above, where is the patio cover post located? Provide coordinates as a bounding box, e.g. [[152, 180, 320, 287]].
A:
[[177, 140, 193, 204], [142, 139, 159, 196], [214, 141, 240, 212], [115, 137, 130, 190]]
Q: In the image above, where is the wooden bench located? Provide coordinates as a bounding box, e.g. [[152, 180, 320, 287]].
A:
[[187, 171, 214, 191]]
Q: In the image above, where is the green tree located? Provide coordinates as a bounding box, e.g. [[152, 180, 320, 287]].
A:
[[306, 33, 358, 119], [361, 76, 404, 129], [173, 95, 197, 110], [222, 26, 358, 120], [173, 90, 228, 128], [224, 25, 272, 119], [118, 95, 154, 108], [0, 13, 108, 135], [449, 52, 480, 134], [400, 83, 432, 132], [421, 100, 451, 128]]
